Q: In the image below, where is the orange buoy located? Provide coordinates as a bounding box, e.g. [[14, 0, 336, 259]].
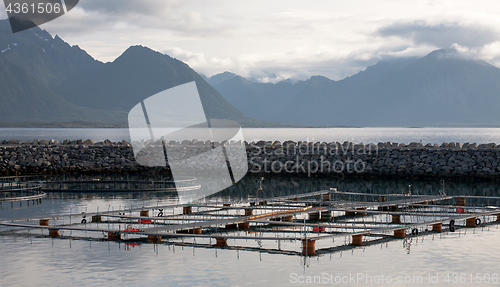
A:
[[190, 228, 202, 234], [244, 208, 253, 216], [147, 235, 160, 243], [352, 235, 364, 246], [108, 232, 121, 241], [183, 206, 192, 215], [392, 214, 401, 224], [466, 217, 476, 227], [48, 229, 59, 237], [140, 210, 149, 217], [39, 219, 49, 226], [91, 215, 101, 223], [432, 223, 443, 233], [394, 229, 405, 238], [215, 238, 228, 247], [302, 239, 316, 255], [456, 197, 466, 206]]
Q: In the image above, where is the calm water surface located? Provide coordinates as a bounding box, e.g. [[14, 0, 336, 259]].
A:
[[1, 176, 500, 286], [2, 125, 500, 286]]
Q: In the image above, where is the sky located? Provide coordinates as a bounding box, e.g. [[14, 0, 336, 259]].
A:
[[2, 0, 500, 82]]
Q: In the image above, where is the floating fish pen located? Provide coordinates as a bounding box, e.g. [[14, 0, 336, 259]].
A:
[[1, 175, 201, 193], [0, 180, 46, 202], [2, 184, 500, 257], [41, 177, 200, 192]]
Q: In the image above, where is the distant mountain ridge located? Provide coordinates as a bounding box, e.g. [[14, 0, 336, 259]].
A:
[[56, 45, 254, 125], [0, 19, 263, 127], [0, 53, 124, 124], [3, 16, 500, 127], [0, 20, 102, 89], [210, 50, 500, 127]]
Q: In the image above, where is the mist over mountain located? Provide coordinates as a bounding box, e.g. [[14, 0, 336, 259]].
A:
[[211, 74, 308, 121], [212, 50, 500, 127]]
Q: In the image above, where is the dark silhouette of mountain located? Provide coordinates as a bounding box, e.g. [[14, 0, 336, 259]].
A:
[[212, 50, 500, 127], [207, 71, 238, 86], [0, 19, 102, 89], [0, 20, 265, 127], [3, 19, 499, 128], [56, 45, 259, 125], [213, 75, 309, 121], [0, 53, 124, 124], [198, 73, 209, 82], [361, 49, 500, 126]]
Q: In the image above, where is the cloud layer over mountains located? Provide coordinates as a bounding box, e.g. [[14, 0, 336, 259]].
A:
[[2, 1, 499, 82]]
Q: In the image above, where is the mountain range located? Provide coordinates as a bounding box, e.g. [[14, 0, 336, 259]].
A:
[[0, 19, 260, 127], [2, 16, 500, 127], [209, 51, 500, 127]]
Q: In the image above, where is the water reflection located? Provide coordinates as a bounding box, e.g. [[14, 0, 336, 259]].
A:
[[2, 174, 500, 286]]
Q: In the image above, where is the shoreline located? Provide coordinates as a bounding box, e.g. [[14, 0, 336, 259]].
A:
[[0, 139, 499, 180]]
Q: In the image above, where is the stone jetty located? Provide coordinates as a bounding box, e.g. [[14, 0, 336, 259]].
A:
[[1, 139, 500, 180]]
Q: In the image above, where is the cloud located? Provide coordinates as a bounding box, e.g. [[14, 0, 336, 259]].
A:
[[4, 1, 500, 81], [377, 19, 500, 48], [163, 45, 385, 82], [77, 0, 184, 17]]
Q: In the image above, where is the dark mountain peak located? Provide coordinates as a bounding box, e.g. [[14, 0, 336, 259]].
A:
[[422, 48, 493, 66], [124, 44, 153, 53], [54, 34, 64, 42], [207, 71, 238, 86], [407, 48, 496, 71], [56, 44, 252, 124], [113, 45, 178, 68], [121, 45, 165, 58], [427, 48, 457, 56], [219, 71, 237, 77], [309, 75, 332, 82], [423, 48, 467, 62]]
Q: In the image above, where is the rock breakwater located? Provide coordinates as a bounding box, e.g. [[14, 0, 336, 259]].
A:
[[1, 139, 500, 180]]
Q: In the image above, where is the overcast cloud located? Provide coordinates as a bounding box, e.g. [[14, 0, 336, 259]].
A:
[[1, 0, 500, 81]]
